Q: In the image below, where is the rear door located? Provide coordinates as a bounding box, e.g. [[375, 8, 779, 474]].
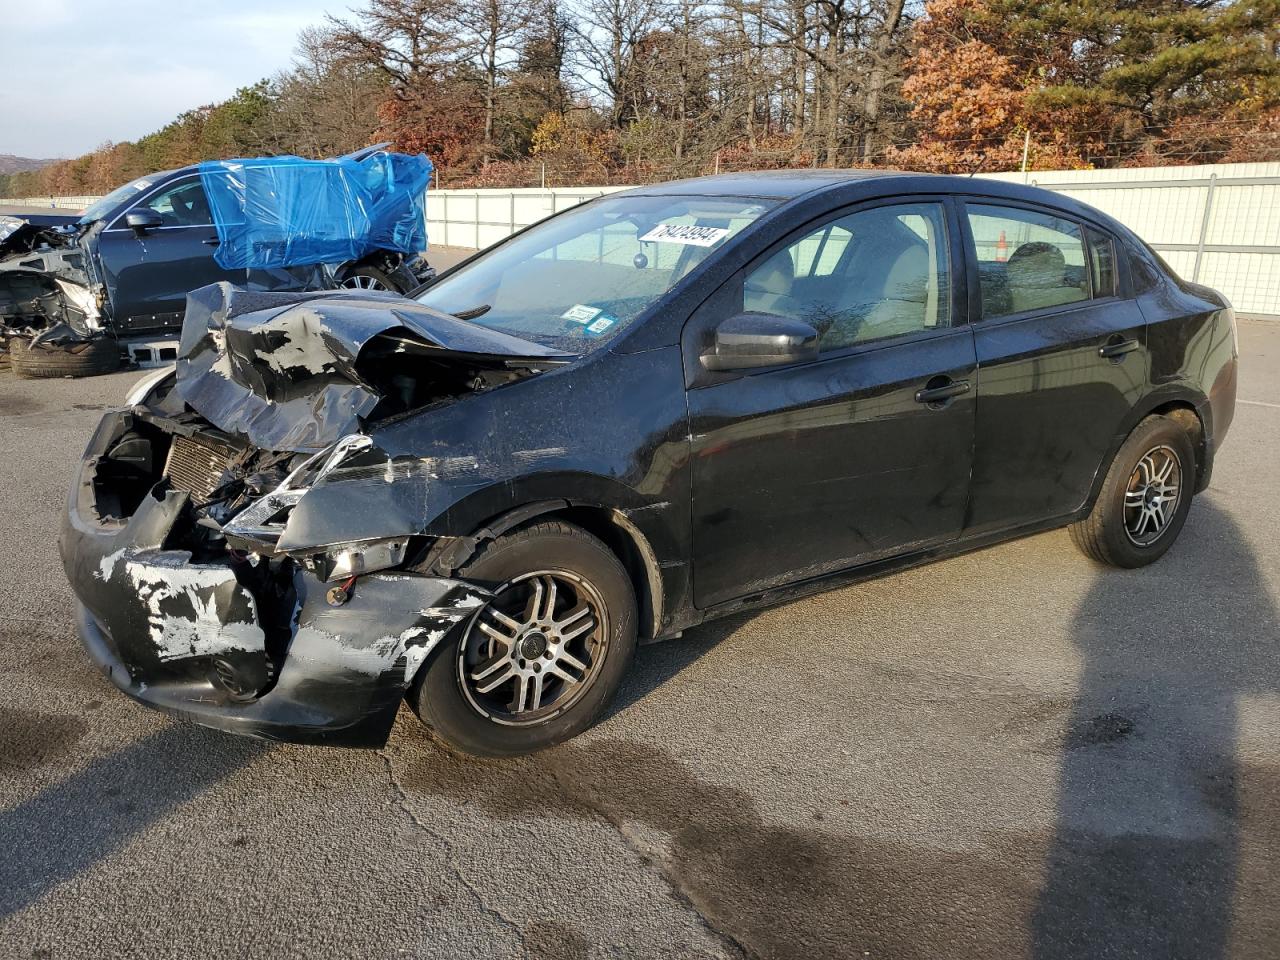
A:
[[95, 175, 243, 333], [686, 198, 977, 609], [961, 201, 1147, 535]]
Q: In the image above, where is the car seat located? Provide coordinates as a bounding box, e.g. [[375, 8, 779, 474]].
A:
[[824, 216, 931, 347], [744, 249, 799, 316], [1006, 242, 1082, 313]]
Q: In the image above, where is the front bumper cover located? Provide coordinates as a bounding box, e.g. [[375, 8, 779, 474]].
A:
[[59, 423, 488, 747]]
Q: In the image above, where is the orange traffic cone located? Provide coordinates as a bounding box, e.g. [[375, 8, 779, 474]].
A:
[[996, 230, 1008, 262]]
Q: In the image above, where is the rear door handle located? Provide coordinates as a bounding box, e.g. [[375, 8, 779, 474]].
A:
[[1099, 338, 1139, 359], [915, 378, 971, 404]]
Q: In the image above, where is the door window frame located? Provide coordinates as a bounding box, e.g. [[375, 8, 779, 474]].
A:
[[682, 193, 971, 388], [957, 196, 1128, 326], [102, 174, 212, 233]]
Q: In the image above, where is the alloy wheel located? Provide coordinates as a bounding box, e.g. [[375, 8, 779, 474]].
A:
[[340, 274, 387, 291], [1123, 444, 1182, 546], [458, 570, 608, 725]]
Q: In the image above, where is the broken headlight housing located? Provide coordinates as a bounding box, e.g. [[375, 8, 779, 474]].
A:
[[222, 434, 410, 580]]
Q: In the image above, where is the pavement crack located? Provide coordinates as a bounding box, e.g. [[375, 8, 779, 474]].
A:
[[379, 750, 528, 953]]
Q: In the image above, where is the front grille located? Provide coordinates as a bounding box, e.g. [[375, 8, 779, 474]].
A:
[[164, 434, 235, 503]]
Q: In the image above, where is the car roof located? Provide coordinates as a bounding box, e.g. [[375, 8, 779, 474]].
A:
[[611, 169, 1134, 238], [615, 169, 907, 200]]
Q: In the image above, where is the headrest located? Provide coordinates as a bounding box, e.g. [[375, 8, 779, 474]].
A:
[[749, 250, 795, 296], [1007, 242, 1067, 288]]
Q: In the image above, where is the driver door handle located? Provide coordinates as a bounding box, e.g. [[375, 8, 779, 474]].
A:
[[915, 378, 971, 404], [1099, 337, 1139, 360], [202, 238, 221, 246]]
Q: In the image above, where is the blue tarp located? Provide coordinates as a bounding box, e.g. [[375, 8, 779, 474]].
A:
[[198, 151, 432, 270]]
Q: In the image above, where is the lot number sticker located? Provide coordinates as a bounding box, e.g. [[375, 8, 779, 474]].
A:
[[639, 224, 730, 247], [562, 304, 602, 323]]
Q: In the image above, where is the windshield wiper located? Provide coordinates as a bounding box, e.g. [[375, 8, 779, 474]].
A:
[[451, 304, 491, 321]]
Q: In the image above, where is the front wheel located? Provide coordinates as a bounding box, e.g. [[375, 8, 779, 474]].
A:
[[1069, 414, 1196, 568], [410, 520, 637, 757]]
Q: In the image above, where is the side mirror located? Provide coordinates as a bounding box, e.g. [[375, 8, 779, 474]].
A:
[[125, 210, 163, 234], [701, 311, 819, 372]]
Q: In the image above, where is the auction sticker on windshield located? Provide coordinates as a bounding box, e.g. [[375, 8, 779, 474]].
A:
[[562, 304, 602, 323], [640, 224, 730, 247]]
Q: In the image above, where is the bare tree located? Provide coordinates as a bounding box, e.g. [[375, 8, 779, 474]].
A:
[[572, 0, 672, 127], [325, 0, 465, 92], [447, 0, 537, 161]]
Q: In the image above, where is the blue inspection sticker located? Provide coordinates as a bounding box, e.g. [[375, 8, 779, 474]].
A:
[[584, 314, 617, 336]]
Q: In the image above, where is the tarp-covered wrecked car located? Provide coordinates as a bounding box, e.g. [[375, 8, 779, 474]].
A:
[[60, 171, 1236, 756], [1, 147, 433, 378]]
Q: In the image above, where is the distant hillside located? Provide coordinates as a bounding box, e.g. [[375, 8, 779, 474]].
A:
[[0, 155, 57, 175]]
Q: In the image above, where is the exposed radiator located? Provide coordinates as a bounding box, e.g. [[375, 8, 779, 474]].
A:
[[163, 434, 235, 503]]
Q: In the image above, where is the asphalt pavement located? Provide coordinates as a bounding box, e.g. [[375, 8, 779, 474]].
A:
[[1, 322, 1278, 960]]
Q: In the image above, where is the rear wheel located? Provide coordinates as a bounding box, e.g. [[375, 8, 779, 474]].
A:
[[9, 336, 120, 379], [1069, 415, 1196, 568], [410, 520, 637, 757], [339, 266, 396, 292]]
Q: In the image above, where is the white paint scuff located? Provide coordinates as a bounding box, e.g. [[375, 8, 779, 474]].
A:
[[123, 555, 265, 661]]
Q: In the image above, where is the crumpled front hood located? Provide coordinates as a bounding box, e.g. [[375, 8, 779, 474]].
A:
[[175, 282, 569, 453], [0, 214, 78, 258]]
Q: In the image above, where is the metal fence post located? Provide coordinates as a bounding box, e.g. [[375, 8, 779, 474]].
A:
[[510, 191, 516, 238], [1193, 172, 1218, 283], [442, 192, 449, 247], [475, 193, 481, 248]]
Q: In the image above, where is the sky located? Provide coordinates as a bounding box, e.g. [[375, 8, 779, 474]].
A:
[[0, 0, 338, 159]]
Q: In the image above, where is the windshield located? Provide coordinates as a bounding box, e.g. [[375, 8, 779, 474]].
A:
[[77, 174, 165, 224], [416, 194, 774, 350]]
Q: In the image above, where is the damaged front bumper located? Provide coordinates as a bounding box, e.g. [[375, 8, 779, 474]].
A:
[[0, 217, 104, 340], [59, 412, 489, 747]]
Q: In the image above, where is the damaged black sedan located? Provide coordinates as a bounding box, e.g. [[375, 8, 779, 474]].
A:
[[61, 171, 1237, 756]]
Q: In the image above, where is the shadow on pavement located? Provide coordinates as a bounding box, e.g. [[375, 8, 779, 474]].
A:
[[0, 723, 267, 920], [607, 610, 759, 719], [1034, 501, 1280, 958], [403, 503, 1279, 958]]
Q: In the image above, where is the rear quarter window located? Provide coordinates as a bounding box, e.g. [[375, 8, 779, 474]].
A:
[[1085, 227, 1116, 298]]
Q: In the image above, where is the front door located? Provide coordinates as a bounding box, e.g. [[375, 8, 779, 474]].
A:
[[686, 200, 977, 609], [95, 176, 242, 333]]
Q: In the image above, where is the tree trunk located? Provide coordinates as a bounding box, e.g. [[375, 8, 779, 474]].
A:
[[861, 0, 905, 163]]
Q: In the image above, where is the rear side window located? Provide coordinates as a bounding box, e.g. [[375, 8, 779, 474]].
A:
[[966, 204, 1088, 319], [1086, 227, 1116, 298]]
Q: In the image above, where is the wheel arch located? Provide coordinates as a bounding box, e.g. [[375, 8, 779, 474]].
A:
[[419, 498, 666, 641], [335, 251, 414, 292], [1083, 386, 1211, 514]]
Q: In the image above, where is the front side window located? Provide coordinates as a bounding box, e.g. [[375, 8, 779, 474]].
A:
[[417, 194, 773, 351], [134, 179, 213, 227], [742, 202, 951, 351], [967, 204, 1088, 319]]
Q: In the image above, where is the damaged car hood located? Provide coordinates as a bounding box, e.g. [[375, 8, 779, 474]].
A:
[[175, 282, 572, 452], [0, 213, 78, 257]]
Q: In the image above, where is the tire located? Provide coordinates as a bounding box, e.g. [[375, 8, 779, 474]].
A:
[[411, 520, 638, 757], [338, 266, 398, 293], [1069, 415, 1196, 568], [10, 336, 121, 379]]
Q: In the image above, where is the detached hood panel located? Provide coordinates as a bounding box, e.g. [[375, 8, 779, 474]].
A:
[[175, 282, 568, 452]]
